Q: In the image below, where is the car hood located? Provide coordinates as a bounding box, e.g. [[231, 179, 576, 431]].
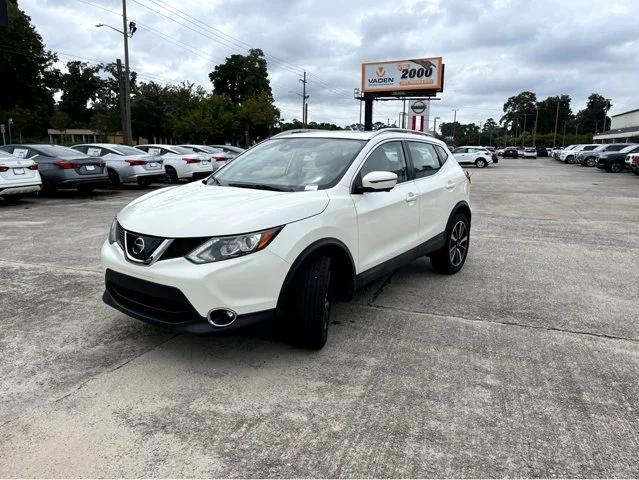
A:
[[117, 181, 330, 237]]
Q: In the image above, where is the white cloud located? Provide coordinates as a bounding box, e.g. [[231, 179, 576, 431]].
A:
[[21, 0, 639, 126]]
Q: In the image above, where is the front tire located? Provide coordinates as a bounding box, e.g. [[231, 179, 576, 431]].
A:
[[609, 161, 623, 173], [585, 157, 597, 167], [475, 158, 487, 168], [165, 166, 179, 184], [430, 214, 470, 274], [107, 168, 121, 187], [292, 255, 332, 350]]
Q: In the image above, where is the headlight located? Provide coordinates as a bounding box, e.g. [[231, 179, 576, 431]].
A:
[[186, 226, 283, 264], [108, 218, 117, 244]]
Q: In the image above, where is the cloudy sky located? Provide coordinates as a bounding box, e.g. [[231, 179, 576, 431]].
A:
[[21, 0, 639, 128]]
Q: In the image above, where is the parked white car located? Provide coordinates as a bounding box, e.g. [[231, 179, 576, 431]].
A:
[[135, 144, 216, 183], [71, 143, 166, 187], [0, 150, 42, 201], [559, 144, 598, 163], [522, 147, 537, 159], [102, 129, 471, 349], [451, 146, 493, 168], [178, 144, 232, 166]]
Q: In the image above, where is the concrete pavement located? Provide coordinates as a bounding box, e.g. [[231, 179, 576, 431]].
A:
[[1, 158, 637, 477]]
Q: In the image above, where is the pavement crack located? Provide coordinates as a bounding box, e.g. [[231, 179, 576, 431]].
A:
[[368, 271, 397, 305], [366, 303, 638, 344]]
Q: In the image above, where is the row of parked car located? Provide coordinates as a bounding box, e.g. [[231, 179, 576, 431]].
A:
[[0, 143, 245, 200], [551, 143, 639, 173]]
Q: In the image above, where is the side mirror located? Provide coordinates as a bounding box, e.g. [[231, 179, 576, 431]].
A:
[[358, 171, 398, 193]]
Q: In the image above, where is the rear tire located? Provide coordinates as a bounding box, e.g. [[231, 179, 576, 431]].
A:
[[292, 255, 333, 350], [567, 155, 575, 164], [430, 213, 470, 275], [107, 168, 121, 187], [165, 166, 179, 184], [475, 158, 487, 168]]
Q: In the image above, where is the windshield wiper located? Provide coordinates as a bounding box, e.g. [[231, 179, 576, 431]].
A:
[[227, 182, 292, 192]]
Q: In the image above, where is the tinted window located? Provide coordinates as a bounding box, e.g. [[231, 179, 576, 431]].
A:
[[167, 146, 194, 154], [583, 145, 598, 151], [604, 145, 628, 152], [407, 142, 441, 178], [36, 145, 88, 158], [360, 141, 408, 184], [619, 144, 639, 153], [112, 145, 148, 155], [452, 147, 466, 154], [435, 145, 449, 165]]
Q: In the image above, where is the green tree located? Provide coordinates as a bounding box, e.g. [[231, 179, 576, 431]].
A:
[[536, 95, 572, 135], [58, 61, 104, 126], [501, 91, 537, 133], [575, 93, 610, 134], [209, 48, 272, 104], [0, 0, 60, 137]]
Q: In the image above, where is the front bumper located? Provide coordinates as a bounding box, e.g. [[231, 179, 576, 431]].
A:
[[101, 240, 290, 332]]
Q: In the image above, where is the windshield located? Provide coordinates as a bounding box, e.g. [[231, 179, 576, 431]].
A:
[[210, 138, 366, 191], [37, 145, 88, 158], [112, 145, 148, 155]]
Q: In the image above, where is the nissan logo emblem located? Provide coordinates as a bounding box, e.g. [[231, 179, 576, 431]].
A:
[[132, 237, 145, 255]]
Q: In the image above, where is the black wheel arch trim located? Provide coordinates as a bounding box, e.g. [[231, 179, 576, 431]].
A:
[[448, 201, 472, 230], [277, 238, 357, 308]]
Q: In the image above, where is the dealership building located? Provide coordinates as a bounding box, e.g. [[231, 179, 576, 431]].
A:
[[594, 108, 639, 143]]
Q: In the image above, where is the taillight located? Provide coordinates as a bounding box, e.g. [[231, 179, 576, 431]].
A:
[[0, 166, 8, 172], [184, 157, 200, 164], [54, 160, 76, 169], [28, 164, 38, 170], [126, 159, 146, 166], [213, 155, 227, 162]]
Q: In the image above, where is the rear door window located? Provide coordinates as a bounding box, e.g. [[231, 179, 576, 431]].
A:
[[13, 147, 30, 159], [86, 147, 103, 157], [407, 141, 441, 178]]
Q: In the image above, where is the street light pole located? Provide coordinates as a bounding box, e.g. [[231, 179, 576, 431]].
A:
[[121, 0, 133, 145]]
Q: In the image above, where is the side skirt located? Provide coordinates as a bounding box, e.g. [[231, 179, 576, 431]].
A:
[[354, 232, 446, 290]]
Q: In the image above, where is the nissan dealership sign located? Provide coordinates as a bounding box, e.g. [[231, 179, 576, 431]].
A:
[[361, 57, 444, 93]]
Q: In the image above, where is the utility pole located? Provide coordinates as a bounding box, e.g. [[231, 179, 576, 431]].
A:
[[121, 0, 133, 145], [562, 122, 567, 147], [532, 105, 539, 146], [452, 109, 459, 145], [300, 71, 308, 128], [478, 121, 482, 145], [553, 100, 560, 148], [7, 118, 13, 144], [116, 59, 128, 141]]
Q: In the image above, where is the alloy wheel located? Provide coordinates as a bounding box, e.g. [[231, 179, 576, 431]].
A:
[[449, 220, 469, 267]]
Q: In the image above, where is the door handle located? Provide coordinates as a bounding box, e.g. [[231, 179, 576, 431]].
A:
[[445, 181, 455, 191], [405, 192, 417, 203]]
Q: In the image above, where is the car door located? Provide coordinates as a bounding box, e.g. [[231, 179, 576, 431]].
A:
[[406, 141, 451, 241], [452, 147, 469, 165], [351, 141, 420, 273]]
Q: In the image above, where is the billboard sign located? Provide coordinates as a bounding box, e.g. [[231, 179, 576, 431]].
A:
[[409, 100, 430, 132], [362, 57, 443, 94]]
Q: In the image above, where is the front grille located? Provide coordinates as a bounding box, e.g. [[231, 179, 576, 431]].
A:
[[161, 237, 209, 260], [105, 269, 200, 324], [116, 222, 210, 263]]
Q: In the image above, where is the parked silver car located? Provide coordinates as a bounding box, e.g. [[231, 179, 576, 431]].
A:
[[71, 143, 166, 187], [0, 144, 108, 192]]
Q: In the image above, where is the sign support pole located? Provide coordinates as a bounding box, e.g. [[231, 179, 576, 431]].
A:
[[364, 95, 374, 131]]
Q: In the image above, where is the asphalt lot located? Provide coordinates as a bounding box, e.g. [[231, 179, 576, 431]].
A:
[[1, 157, 638, 477]]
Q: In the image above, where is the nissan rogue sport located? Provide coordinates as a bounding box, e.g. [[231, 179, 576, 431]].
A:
[[102, 129, 472, 349]]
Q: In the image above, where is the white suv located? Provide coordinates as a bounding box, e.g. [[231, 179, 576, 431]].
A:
[[102, 129, 471, 349], [451, 146, 493, 168]]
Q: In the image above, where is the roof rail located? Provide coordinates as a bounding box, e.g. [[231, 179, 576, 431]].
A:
[[371, 128, 434, 138], [272, 129, 331, 137]]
